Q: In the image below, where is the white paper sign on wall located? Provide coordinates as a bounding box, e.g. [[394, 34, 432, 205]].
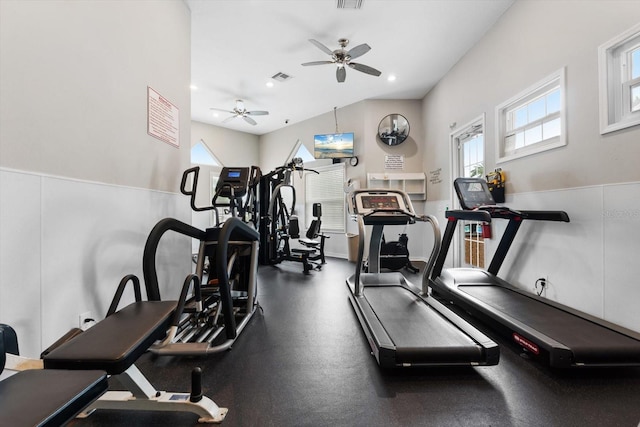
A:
[[384, 155, 404, 170], [147, 86, 180, 147]]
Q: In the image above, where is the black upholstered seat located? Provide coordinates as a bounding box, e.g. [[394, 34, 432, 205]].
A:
[[0, 369, 108, 427], [0, 325, 108, 427], [43, 301, 176, 374]]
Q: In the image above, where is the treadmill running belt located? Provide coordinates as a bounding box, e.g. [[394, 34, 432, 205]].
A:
[[460, 285, 640, 363], [363, 286, 483, 363]]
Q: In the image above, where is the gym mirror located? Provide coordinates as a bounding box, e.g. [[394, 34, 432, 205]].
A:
[[378, 114, 410, 146]]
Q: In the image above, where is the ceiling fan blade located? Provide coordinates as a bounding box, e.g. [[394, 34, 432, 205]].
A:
[[348, 62, 382, 77], [309, 39, 333, 56], [243, 116, 257, 126], [247, 110, 269, 116], [210, 108, 235, 114], [222, 115, 237, 123], [346, 43, 370, 60], [336, 66, 346, 83], [302, 60, 334, 66]]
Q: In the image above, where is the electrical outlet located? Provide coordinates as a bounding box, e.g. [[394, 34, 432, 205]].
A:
[[79, 311, 93, 329], [535, 277, 547, 296]]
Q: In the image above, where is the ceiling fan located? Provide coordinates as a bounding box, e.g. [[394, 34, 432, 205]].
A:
[[301, 38, 382, 83], [210, 99, 269, 125]]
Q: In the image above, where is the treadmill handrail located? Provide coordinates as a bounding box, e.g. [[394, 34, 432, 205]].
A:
[[519, 210, 570, 222], [445, 209, 492, 222], [432, 208, 570, 279]]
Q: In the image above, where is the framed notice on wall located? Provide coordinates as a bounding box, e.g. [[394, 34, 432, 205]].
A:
[[147, 86, 180, 147]]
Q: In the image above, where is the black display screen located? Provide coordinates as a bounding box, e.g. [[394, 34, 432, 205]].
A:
[[455, 179, 495, 209], [361, 195, 400, 210]]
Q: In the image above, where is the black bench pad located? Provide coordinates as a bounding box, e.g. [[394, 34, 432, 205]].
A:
[[0, 369, 107, 427], [43, 301, 176, 375]]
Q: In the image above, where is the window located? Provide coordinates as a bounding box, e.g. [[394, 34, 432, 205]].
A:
[[599, 23, 640, 134], [451, 115, 485, 269], [284, 139, 314, 164], [191, 140, 222, 166], [304, 163, 345, 233], [496, 68, 566, 162]]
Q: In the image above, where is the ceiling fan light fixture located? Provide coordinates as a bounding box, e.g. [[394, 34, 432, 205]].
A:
[[210, 100, 269, 126], [302, 38, 381, 83]]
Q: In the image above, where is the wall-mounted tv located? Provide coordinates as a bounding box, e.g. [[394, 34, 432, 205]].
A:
[[313, 132, 354, 159]]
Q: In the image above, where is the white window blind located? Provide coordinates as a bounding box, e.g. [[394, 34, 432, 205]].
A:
[[305, 163, 345, 233]]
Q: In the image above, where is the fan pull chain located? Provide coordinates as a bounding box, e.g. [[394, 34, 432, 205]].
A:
[[334, 106, 339, 133]]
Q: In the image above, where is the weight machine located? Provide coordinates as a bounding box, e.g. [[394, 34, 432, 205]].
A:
[[258, 158, 328, 274]]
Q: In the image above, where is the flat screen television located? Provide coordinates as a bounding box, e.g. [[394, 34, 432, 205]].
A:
[[313, 132, 354, 159]]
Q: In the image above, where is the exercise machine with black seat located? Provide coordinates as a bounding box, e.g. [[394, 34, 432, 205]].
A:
[[346, 188, 499, 368], [289, 202, 328, 266], [258, 158, 328, 274], [1, 274, 227, 423], [366, 227, 419, 274], [430, 177, 640, 368], [143, 165, 261, 356], [0, 325, 108, 427]]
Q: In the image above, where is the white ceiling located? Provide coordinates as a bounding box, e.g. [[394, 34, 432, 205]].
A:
[[187, 0, 514, 135]]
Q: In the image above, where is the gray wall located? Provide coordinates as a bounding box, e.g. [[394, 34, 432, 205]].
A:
[[421, 0, 640, 332], [259, 99, 426, 259], [0, 0, 190, 192], [423, 0, 640, 200], [0, 0, 192, 356]]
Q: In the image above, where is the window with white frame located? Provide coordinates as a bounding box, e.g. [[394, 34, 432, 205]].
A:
[[304, 163, 345, 233], [496, 68, 566, 163], [598, 23, 640, 134]]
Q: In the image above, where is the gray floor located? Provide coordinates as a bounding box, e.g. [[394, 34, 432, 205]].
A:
[[73, 258, 640, 427]]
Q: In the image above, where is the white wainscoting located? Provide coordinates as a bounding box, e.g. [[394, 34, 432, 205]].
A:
[[426, 182, 640, 333], [0, 169, 191, 357]]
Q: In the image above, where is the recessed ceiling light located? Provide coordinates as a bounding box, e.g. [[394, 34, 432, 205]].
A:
[[190, 85, 198, 90], [212, 112, 219, 118], [387, 75, 396, 82], [266, 81, 274, 88]]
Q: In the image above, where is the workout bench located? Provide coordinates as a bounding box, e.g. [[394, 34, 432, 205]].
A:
[[1, 274, 228, 424], [0, 325, 108, 426]]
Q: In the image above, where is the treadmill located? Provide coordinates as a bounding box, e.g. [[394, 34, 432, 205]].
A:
[[346, 189, 499, 368], [430, 177, 640, 368]]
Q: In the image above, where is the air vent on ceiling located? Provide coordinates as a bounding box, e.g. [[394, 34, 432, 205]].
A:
[[272, 72, 292, 82], [337, 0, 363, 9]]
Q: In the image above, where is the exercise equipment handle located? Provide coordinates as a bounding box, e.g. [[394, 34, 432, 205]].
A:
[[180, 166, 216, 212], [190, 367, 203, 403], [107, 274, 143, 316], [215, 217, 260, 339], [143, 218, 207, 301]]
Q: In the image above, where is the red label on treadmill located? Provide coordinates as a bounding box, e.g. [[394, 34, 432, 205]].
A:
[[512, 333, 540, 355]]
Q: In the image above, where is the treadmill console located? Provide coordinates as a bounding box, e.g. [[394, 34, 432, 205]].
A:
[[350, 190, 415, 226], [359, 194, 400, 211], [454, 178, 496, 210]]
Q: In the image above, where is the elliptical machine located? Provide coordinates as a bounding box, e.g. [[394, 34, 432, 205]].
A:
[[143, 165, 262, 356]]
